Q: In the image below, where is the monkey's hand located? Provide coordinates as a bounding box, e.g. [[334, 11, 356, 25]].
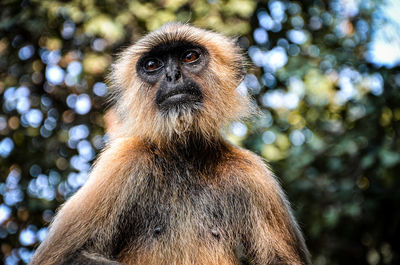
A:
[[65, 251, 122, 265]]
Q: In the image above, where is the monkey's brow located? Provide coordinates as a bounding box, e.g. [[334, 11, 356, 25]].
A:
[[144, 41, 205, 56]]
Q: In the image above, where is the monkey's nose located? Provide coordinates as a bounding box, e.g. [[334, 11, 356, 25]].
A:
[[165, 69, 181, 82]]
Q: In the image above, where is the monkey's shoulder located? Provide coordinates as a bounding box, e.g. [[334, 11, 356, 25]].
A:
[[221, 145, 275, 182], [103, 137, 154, 161], [104, 138, 271, 174], [96, 137, 278, 195]]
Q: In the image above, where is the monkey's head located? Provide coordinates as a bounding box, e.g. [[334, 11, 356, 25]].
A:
[[110, 23, 251, 145]]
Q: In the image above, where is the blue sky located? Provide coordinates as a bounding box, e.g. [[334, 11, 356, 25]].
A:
[[368, 0, 400, 67]]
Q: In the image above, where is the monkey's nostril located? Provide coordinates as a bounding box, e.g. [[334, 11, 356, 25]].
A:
[[175, 71, 181, 81], [166, 73, 172, 82], [166, 70, 181, 82]]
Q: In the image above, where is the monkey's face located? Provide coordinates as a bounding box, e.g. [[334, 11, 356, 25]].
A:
[[111, 23, 251, 143], [136, 41, 208, 115]]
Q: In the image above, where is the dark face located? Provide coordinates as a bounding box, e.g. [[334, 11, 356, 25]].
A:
[[136, 41, 209, 114]]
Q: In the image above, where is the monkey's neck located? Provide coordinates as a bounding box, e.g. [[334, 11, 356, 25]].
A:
[[143, 133, 227, 178], [146, 132, 226, 159]]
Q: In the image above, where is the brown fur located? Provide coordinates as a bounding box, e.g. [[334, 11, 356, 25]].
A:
[[30, 23, 311, 265]]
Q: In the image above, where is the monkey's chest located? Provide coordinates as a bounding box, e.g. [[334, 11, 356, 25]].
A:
[[120, 182, 232, 242], [114, 174, 245, 264]]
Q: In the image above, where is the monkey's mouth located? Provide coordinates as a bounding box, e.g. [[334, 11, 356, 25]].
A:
[[156, 88, 203, 109]]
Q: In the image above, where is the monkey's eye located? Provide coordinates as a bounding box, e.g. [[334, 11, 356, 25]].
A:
[[144, 59, 162, 72], [183, 50, 200, 63]]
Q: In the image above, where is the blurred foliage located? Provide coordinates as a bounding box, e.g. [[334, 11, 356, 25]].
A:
[[0, 0, 399, 264]]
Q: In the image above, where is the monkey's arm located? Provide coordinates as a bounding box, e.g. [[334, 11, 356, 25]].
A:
[[29, 138, 146, 265], [237, 151, 311, 265]]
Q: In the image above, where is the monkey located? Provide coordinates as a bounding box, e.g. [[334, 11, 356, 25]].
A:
[[29, 23, 311, 265]]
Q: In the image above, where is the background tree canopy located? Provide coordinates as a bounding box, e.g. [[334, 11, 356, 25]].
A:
[[0, 0, 399, 264]]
